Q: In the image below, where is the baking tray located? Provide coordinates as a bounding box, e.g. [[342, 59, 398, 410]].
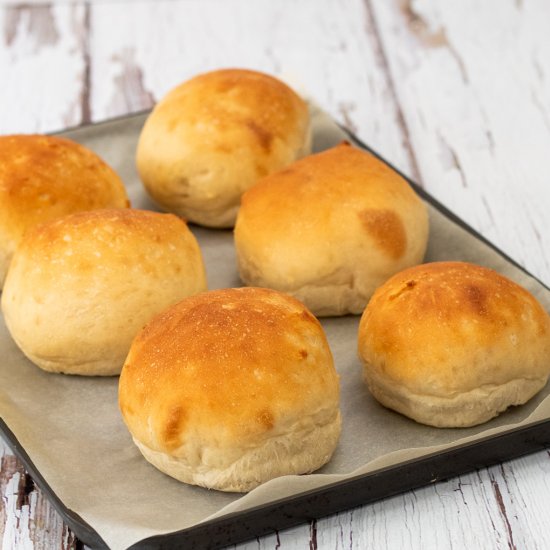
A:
[[1, 106, 550, 549]]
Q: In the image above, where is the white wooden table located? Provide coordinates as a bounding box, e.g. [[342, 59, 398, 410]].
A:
[[1, 1, 550, 548]]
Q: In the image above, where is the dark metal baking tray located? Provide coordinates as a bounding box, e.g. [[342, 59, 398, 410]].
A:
[[1, 111, 549, 550]]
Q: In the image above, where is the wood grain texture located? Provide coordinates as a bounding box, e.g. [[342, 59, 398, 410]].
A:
[[0, 4, 89, 133], [1, 0, 550, 549], [86, 0, 415, 177], [369, 0, 550, 284], [230, 451, 550, 549], [1, 439, 83, 550]]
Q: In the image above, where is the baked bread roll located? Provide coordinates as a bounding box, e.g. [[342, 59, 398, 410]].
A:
[[119, 287, 341, 492], [358, 261, 550, 428], [0, 134, 129, 288], [234, 142, 429, 316], [136, 68, 311, 228], [1, 209, 206, 376]]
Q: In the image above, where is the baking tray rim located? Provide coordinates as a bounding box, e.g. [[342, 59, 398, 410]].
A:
[[1, 111, 549, 549], [2, 415, 549, 549]]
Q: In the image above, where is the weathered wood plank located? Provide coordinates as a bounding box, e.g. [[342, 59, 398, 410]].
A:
[[1, 437, 84, 550], [0, 4, 89, 133], [369, 0, 550, 284], [87, 0, 414, 176], [487, 452, 550, 548]]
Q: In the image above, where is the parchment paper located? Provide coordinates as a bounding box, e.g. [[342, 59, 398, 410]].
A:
[[1, 106, 549, 550]]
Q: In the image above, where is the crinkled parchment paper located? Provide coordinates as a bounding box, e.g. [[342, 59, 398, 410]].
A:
[[1, 106, 549, 549]]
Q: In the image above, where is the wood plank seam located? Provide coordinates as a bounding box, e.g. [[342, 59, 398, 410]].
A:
[[80, 2, 92, 125], [362, 0, 423, 185]]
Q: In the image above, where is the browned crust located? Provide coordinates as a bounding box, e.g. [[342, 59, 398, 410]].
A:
[[135, 69, 311, 227], [358, 261, 550, 395], [119, 287, 339, 453], [238, 142, 422, 261], [0, 134, 129, 243]]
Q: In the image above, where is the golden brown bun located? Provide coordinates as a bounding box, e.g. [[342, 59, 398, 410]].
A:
[[1, 209, 206, 376], [234, 142, 429, 316], [358, 261, 550, 427], [0, 134, 129, 288], [136, 68, 311, 228], [119, 287, 341, 492]]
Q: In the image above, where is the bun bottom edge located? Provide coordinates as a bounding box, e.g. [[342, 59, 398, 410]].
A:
[[363, 371, 548, 428], [133, 411, 342, 492]]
